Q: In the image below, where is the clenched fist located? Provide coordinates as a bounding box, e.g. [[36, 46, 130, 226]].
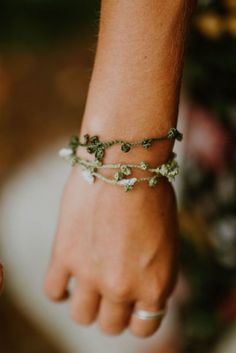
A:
[[44, 166, 179, 337]]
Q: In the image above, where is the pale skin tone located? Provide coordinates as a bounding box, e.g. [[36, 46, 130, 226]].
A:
[[44, 0, 196, 338]]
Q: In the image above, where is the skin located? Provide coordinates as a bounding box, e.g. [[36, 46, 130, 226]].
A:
[[44, 0, 196, 338]]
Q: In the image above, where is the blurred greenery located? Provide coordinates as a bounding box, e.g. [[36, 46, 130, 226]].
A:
[[185, 32, 236, 111]]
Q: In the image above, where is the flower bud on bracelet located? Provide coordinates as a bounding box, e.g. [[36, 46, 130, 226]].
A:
[[59, 128, 182, 191]]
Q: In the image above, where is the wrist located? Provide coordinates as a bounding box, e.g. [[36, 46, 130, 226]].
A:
[[60, 126, 181, 192], [75, 129, 179, 189], [78, 122, 177, 166]]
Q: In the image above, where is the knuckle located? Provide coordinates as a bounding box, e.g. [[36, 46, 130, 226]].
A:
[[113, 289, 130, 302], [104, 276, 131, 302], [75, 267, 94, 286], [108, 284, 130, 302]]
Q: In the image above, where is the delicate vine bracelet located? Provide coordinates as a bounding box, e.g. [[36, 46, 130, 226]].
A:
[[66, 127, 183, 163], [59, 129, 182, 191], [68, 153, 179, 191]]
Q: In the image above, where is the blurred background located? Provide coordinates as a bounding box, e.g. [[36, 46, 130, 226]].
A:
[[0, 0, 235, 353]]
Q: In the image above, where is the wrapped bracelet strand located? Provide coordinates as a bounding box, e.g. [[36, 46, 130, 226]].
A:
[[59, 153, 179, 191], [66, 127, 183, 162], [76, 154, 179, 191], [59, 127, 182, 191]]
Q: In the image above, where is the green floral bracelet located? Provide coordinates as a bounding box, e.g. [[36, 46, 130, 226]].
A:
[[59, 128, 182, 191], [71, 154, 179, 191], [66, 127, 183, 163]]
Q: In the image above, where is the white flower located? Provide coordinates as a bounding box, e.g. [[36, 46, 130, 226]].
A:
[[117, 177, 137, 186], [81, 169, 95, 184], [158, 165, 169, 176], [155, 159, 179, 182], [58, 148, 73, 158]]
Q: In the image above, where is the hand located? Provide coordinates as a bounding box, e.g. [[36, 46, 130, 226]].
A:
[[44, 166, 179, 337]]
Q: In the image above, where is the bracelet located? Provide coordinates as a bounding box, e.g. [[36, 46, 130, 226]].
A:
[[66, 127, 183, 162], [59, 149, 179, 192], [59, 128, 182, 191], [79, 154, 179, 191]]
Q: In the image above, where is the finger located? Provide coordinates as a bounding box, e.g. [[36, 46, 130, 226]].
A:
[[70, 282, 100, 325], [97, 298, 133, 335], [129, 301, 167, 338], [44, 260, 70, 301]]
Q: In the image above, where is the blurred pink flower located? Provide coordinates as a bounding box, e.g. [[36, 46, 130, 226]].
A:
[[186, 106, 230, 170]]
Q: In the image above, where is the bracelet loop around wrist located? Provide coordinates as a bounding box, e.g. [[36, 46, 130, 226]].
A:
[[68, 127, 182, 162], [59, 127, 182, 192]]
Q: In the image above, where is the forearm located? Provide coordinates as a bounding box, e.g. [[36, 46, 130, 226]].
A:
[[80, 0, 196, 164], [46, 1, 197, 337]]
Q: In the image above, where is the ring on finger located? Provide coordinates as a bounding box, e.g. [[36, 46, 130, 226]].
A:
[[133, 308, 166, 320]]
